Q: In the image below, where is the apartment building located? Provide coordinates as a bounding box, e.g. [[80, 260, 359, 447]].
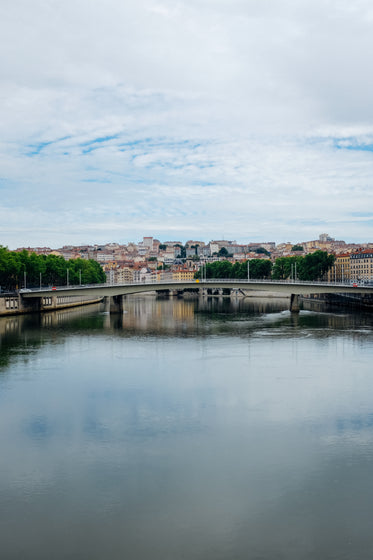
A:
[[334, 253, 351, 282], [350, 251, 373, 283], [105, 266, 134, 284], [116, 267, 134, 284], [143, 237, 153, 249], [172, 269, 196, 281]]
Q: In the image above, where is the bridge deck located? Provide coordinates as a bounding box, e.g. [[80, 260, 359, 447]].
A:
[[20, 279, 373, 299]]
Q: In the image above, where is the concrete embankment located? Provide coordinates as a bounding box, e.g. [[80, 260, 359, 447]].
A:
[[302, 292, 373, 310], [0, 293, 103, 316]]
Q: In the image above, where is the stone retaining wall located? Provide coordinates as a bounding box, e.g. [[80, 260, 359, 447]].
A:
[[0, 294, 102, 316]]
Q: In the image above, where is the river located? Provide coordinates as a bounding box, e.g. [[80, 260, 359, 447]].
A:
[[1, 295, 373, 559]]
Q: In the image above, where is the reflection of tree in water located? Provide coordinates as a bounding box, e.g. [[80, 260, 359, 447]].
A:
[[2, 297, 373, 371], [0, 304, 104, 371], [0, 315, 44, 370]]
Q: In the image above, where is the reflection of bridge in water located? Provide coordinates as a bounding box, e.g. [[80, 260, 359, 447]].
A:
[[20, 278, 373, 313], [1, 297, 370, 367]]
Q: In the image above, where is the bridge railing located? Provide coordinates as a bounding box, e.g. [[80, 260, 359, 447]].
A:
[[19, 276, 366, 294]]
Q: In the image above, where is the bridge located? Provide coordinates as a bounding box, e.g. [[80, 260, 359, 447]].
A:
[[19, 278, 373, 313]]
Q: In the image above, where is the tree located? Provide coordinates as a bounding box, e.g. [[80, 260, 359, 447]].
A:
[[67, 258, 106, 285], [190, 244, 200, 256], [195, 259, 272, 280], [248, 259, 272, 279], [174, 244, 186, 258], [218, 247, 229, 257], [0, 246, 21, 290], [272, 257, 299, 280], [272, 252, 335, 281], [291, 245, 303, 252], [255, 247, 270, 256], [0, 247, 106, 290], [232, 261, 243, 278], [297, 251, 335, 281], [44, 254, 67, 285]]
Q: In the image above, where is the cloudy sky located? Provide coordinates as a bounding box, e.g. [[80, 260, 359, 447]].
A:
[[2, 0, 373, 248]]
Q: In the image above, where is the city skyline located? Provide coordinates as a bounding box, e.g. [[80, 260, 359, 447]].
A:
[[2, 1, 373, 249], [10, 232, 372, 254]]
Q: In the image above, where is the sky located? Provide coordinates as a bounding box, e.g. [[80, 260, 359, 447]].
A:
[[2, 0, 373, 249]]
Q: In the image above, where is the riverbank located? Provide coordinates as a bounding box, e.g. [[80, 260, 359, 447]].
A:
[[0, 293, 103, 316]]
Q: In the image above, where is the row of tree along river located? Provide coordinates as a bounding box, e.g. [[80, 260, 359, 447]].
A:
[[0, 245, 335, 292], [0, 246, 106, 291]]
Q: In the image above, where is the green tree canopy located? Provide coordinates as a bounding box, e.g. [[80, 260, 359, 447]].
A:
[[272, 251, 335, 281], [0, 247, 105, 290], [195, 259, 272, 280], [298, 251, 335, 281], [255, 247, 270, 256], [174, 244, 186, 258], [271, 256, 301, 280], [218, 247, 229, 257]]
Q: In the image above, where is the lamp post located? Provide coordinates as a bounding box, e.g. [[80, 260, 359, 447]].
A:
[[79, 269, 82, 286], [24, 270, 27, 289], [67, 268, 69, 287], [247, 260, 250, 281]]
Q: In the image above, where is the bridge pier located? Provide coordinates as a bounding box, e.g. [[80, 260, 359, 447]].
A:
[[104, 295, 125, 313], [111, 295, 125, 313], [104, 296, 110, 313], [290, 294, 300, 313]]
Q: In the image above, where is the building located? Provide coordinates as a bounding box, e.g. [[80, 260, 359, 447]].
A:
[[319, 233, 334, 243], [105, 266, 134, 284], [334, 253, 351, 282], [350, 250, 373, 283], [137, 242, 150, 256], [172, 269, 196, 281], [186, 247, 199, 258], [133, 267, 152, 282], [116, 267, 134, 284], [163, 241, 182, 247], [143, 237, 153, 249]]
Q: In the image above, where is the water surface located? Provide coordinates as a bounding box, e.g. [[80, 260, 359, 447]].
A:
[[1, 296, 373, 559]]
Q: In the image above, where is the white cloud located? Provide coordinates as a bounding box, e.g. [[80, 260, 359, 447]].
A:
[[2, 0, 373, 248]]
